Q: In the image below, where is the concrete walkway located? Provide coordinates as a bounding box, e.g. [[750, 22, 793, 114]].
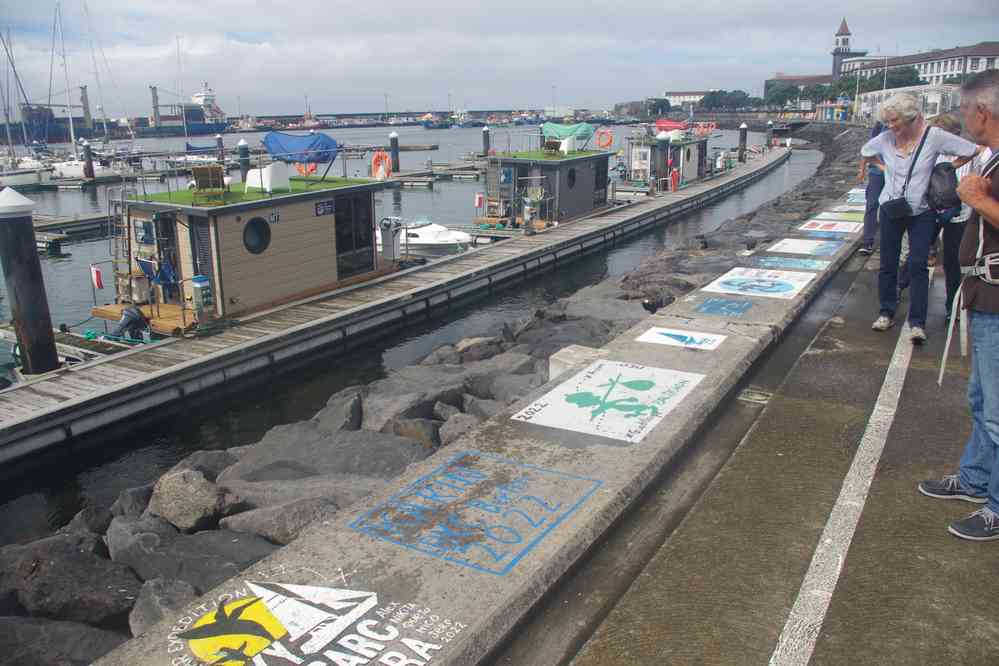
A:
[[572, 256, 999, 664]]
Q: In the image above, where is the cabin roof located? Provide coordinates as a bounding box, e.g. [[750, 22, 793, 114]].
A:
[[488, 150, 611, 165], [126, 177, 384, 215]]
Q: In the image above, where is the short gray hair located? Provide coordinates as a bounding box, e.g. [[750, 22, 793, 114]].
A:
[[881, 93, 922, 123], [962, 70, 999, 117]]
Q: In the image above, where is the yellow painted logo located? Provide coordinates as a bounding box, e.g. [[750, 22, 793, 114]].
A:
[[178, 597, 287, 665]]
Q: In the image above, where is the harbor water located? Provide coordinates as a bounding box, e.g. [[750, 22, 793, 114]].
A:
[[0, 127, 820, 545]]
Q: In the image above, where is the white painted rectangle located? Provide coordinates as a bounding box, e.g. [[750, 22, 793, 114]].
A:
[[768, 238, 845, 256], [511, 359, 704, 443], [799, 220, 864, 234], [635, 326, 727, 351], [701, 267, 816, 300]]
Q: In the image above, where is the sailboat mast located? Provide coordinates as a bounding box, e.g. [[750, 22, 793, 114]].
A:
[[1, 44, 16, 163], [57, 3, 78, 158], [177, 36, 188, 139]]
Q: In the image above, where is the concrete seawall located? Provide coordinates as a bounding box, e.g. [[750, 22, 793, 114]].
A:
[[93, 128, 868, 665]]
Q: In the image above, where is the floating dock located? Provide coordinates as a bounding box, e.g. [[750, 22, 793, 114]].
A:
[[0, 149, 791, 463]]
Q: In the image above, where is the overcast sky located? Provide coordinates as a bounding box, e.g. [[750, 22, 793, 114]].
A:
[[1, 1, 996, 118]]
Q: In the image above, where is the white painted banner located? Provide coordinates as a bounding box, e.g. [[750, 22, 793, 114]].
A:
[[799, 219, 864, 234], [635, 326, 727, 350], [701, 267, 816, 300], [831, 204, 865, 212], [768, 238, 844, 256], [511, 360, 704, 443], [814, 211, 864, 222]]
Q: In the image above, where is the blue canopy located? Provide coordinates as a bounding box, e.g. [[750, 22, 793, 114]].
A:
[[262, 131, 339, 164], [185, 142, 216, 154]]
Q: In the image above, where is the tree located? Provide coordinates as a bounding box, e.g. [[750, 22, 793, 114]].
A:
[[699, 89, 752, 110], [831, 66, 925, 100], [801, 84, 831, 104], [764, 81, 799, 108]]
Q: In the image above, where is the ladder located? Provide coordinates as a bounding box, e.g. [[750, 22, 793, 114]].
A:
[[106, 186, 136, 304]]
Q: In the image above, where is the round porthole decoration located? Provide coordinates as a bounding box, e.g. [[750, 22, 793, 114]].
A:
[[243, 217, 271, 254]]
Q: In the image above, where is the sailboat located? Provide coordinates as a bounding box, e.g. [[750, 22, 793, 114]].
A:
[[0, 32, 53, 190]]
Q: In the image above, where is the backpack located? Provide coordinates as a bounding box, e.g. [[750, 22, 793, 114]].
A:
[[926, 161, 961, 210]]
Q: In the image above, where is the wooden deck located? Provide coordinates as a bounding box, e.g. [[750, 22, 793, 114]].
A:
[[0, 149, 792, 462], [91, 303, 195, 337]]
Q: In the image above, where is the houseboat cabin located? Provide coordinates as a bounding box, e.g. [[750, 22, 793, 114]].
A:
[[480, 149, 612, 228], [626, 130, 709, 189], [92, 176, 388, 335]]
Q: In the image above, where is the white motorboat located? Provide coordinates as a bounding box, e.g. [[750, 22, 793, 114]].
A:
[[51, 159, 121, 179], [378, 217, 472, 257], [0, 166, 53, 190]]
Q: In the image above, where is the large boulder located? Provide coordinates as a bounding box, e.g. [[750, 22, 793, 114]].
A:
[[419, 344, 460, 366], [0, 616, 127, 665], [128, 578, 197, 637], [312, 386, 363, 431], [454, 336, 504, 363], [385, 418, 441, 449], [218, 427, 430, 484], [106, 515, 277, 594], [433, 401, 461, 421], [490, 373, 546, 405], [0, 532, 141, 625], [549, 280, 648, 325], [146, 469, 244, 533], [512, 315, 616, 359], [62, 505, 113, 536], [109, 484, 154, 519], [219, 497, 338, 545], [439, 414, 482, 447], [169, 449, 238, 482], [463, 395, 504, 420], [221, 474, 384, 512]]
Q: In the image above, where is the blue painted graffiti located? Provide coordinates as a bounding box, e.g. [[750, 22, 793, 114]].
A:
[[757, 256, 830, 271], [718, 278, 794, 294], [350, 451, 602, 576], [659, 332, 715, 346], [805, 231, 846, 239], [696, 297, 754, 317]]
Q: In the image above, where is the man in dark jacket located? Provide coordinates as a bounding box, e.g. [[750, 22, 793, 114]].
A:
[[857, 121, 886, 255], [918, 71, 999, 540]]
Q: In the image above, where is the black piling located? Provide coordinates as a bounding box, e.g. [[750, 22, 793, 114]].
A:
[[482, 126, 490, 155], [738, 122, 748, 163], [216, 134, 225, 165], [0, 189, 59, 374], [766, 120, 774, 149], [82, 141, 95, 180], [238, 139, 250, 182], [389, 132, 400, 173]]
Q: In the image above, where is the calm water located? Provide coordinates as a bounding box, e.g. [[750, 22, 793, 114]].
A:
[[0, 127, 820, 545]]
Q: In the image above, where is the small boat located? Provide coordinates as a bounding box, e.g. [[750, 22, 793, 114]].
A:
[[0, 165, 53, 190], [51, 159, 121, 179], [378, 218, 472, 257]]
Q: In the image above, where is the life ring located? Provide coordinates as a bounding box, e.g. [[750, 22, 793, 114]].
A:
[[295, 163, 317, 176], [595, 128, 613, 149], [372, 150, 392, 180]]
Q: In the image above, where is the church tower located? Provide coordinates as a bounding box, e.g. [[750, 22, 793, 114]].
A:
[[831, 18, 866, 79]]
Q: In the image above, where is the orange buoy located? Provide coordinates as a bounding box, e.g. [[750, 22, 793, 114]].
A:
[[372, 150, 392, 180], [295, 163, 317, 176], [596, 128, 613, 149]]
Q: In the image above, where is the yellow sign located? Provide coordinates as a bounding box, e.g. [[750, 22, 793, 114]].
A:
[[179, 597, 287, 665]]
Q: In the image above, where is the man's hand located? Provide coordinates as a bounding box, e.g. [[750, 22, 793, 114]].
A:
[[958, 174, 992, 209]]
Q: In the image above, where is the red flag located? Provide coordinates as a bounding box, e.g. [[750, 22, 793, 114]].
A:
[[474, 192, 484, 208], [90, 264, 103, 290]]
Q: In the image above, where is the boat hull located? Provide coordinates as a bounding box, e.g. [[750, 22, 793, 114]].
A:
[[0, 168, 53, 190]]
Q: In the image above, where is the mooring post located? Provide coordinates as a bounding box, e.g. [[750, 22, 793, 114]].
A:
[[0, 188, 59, 374], [389, 131, 400, 173], [82, 140, 95, 180], [216, 133, 225, 165], [738, 122, 748, 163], [482, 126, 490, 155], [238, 139, 250, 182], [766, 120, 774, 150]]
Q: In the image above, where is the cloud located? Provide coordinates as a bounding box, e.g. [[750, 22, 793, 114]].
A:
[[2, 0, 995, 116]]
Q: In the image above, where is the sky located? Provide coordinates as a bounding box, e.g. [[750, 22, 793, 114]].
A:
[[0, 0, 996, 118]]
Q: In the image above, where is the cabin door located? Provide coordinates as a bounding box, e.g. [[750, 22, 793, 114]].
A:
[[334, 193, 375, 278], [188, 216, 215, 281]]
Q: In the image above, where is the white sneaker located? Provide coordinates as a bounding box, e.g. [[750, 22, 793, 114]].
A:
[[871, 315, 893, 332], [910, 326, 927, 344]]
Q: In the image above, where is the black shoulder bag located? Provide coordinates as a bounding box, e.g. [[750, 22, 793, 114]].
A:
[[927, 161, 961, 210], [881, 126, 930, 220]]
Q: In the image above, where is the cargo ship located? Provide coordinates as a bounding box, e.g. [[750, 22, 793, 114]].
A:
[[137, 82, 228, 137]]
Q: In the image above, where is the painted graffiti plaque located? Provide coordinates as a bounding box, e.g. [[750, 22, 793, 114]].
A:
[[351, 451, 601, 576], [696, 297, 754, 317], [512, 359, 704, 443], [635, 326, 727, 350], [701, 267, 815, 300], [805, 231, 846, 240], [799, 219, 863, 234], [768, 238, 844, 256], [832, 204, 865, 212], [815, 211, 864, 222], [756, 256, 831, 271]]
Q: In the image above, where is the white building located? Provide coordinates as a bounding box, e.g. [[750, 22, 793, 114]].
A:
[[857, 83, 961, 120], [843, 42, 999, 86], [662, 91, 716, 108]]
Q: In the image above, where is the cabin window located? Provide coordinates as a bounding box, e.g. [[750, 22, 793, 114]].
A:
[[567, 168, 576, 189], [243, 217, 272, 254], [134, 219, 155, 245]]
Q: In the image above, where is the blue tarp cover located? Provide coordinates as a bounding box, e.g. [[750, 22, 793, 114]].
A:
[[185, 142, 216, 154], [262, 131, 339, 163]]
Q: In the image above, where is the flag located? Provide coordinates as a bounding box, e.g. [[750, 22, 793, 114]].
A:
[[474, 192, 484, 208], [90, 264, 103, 290]]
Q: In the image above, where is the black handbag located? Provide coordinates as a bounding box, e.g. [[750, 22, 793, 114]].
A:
[[881, 127, 930, 220], [927, 161, 961, 210]]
